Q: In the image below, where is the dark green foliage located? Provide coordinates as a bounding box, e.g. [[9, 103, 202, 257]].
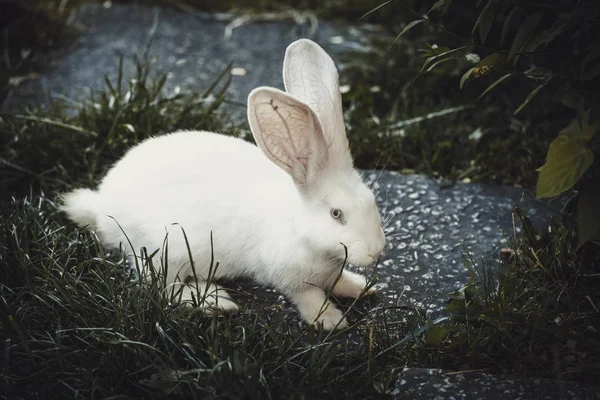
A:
[[380, 0, 600, 244], [442, 209, 600, 383], [340, 36, 555, 186], [360, 0, 600, 381], [0, 0, 84, 104]]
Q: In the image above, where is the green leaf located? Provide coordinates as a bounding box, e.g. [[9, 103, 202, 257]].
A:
[[393, 20, 425, 44], [418, 45, 451, 59], [419, 46, 469, 75], [509, 10, 543, 60], [478, 73, 512, 100], [524, 16, 570, 53], [428, 0, 445, 14], [514, 79, 549, 115], [479, 52, 505, 65], [360, 0, 392, 20], [476, 0, 498, 44], [577, 185, 600, 248], [446, 299, 465, 314], [464, 284, 480, 301], [473, 52, 507, 76], [460, 67, 476, 89], [424, 323, 452, 347], [425, 57, 456, 72], [501, 6, 521, 47], [536, 135, 594, 198], [581, 47, 600, 77], [561, 104, 600, 141], [459, 53, 508, 94]]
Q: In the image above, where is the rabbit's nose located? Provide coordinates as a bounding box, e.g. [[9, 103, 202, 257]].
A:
[[369, 242, 384, 262], [368, 251, 382, 264]]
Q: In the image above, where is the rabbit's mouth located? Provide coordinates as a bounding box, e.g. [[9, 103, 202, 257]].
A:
[[336, 242, 379, 266], [344, 254, 379, 268]]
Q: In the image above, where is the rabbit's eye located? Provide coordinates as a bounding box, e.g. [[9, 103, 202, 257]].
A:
[[330, 208, 344, 223]]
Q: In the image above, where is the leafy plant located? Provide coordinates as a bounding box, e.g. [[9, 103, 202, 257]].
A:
[[386, 0, 600, 247], [441, 208, 600, 383]]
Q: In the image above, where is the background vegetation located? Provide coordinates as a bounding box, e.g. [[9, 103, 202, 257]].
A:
[[384, 0, 600, 246], [1, 0, 599, 398]]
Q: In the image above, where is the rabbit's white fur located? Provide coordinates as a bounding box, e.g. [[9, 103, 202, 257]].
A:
[[61, 39, 385, 330]]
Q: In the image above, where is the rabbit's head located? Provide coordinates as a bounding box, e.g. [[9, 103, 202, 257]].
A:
[[248, 39, 385, 267]]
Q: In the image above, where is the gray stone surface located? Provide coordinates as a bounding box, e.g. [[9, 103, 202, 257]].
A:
[[5, 3, 590, 399], [393, 367, 600, 399], [367, 171, 550, 313], [3, 2, 371, 118], [223, 171, 552, 320]]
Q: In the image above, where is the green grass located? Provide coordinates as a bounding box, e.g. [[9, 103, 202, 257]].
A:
[[440, 209, 600, 383], [2, 0, 600, 398], [0, 193, 422, 399]]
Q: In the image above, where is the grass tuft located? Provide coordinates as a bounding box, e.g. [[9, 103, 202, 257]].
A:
[[1, 53, 237, 200], [0, 192, 428, 399], [438, 208, 600, 383]]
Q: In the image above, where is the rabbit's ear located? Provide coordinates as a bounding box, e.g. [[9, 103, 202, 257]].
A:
[[283, 39, 352, 170], [248, 87, 328, 188]]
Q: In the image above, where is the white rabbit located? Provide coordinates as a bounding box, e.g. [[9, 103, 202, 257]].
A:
[[61, 39, 385, 330]]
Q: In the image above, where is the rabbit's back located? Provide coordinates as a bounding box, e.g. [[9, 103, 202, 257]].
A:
[[100, 131, 278, 192], [93, 131, 302, 282]]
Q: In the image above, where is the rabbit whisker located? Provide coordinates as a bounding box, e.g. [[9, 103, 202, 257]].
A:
[[383, 210, 402, 229], [370, 154, 392, 190]]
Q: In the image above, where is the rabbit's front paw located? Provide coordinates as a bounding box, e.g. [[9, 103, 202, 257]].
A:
[[179, 281, 239, 314], [290, 286, 348, 331], [314, 306, 348, 331], [330, 270, 375, 298]]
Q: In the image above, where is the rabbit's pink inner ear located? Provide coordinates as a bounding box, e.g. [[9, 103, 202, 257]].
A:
[[247, 87, 329, 188], [297, 156, 309, 171]]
